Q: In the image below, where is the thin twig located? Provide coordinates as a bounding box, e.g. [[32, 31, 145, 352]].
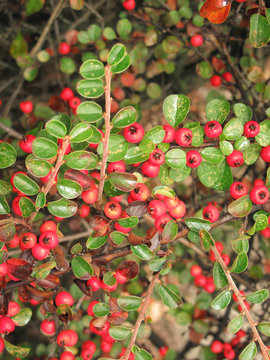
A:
[[97, 65, 112, 209], [211, 245, 269, 360], [121, 272, 160, 360], [0, 122, 23, 140]]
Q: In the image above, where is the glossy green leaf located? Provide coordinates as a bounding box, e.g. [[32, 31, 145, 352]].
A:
[[201, 147, 224, 164], [219, 140, 233, 156], [19, 197, 36, 218], [163, 94, 190, 128], [249, 14, 270, 48], [243, 143, 261, 165], [152, 186, 175, 199], [98, 135, 129, 162], [56, 179, 82, 199], [12, 308, 32, 326], [185, 122, 204, 147], [25, 155, 52, 178], [159, 163, 174, 186], [211, 290, 231, 310], [145, 126, 165, 144], [118, 216, 139, 228], [65, 150, 97, 170], [45, 119, 67, 139], [0, 196, 10, 215], [239, 342, 257, 360], [70, 122, 94, 143], [228, 195, 252, 218], [234, 137, 250, 152], [0, 142, 17, 169], [199, 229, 214, 250], [80, 59, 105, 79], [109, 231, 126, 245], [47, 198, 78, 218], [258, 322, 270, 337], [139, 138, 155, 155], [246, 289, 269, 304], [165, 148, 186, 169], [206, 99, 230, 124], [149, 257, 166, 272], [4, 340, 31, 358], [111, 53, 131, 74], [248, 213, 268, 235], [109, 326, 132, 340], [112, 106, 137, 128], [230, 252, 248, 273], [77, 101, 103, 123], [71, 256, 93, 279], [0, 180, 12, 196], [76, 79, 104, 99], [228, 314, 244, 334], [103, 271, 117, 286], [109, 172, 137, 192], [159, 284, 182, 309], [86, 234, 107, 249], [132, 345, 152, 360], [222, 118, 244, 140], [13, 173, 39, 196], [117, 295, 142, 311], [32, 137, 58, 160], [233, 103, 252, 123], [198, 161, 232, 191], [162, 220, 178, 243], [36, 192, 46, 208], [108, 43, 126, 66], [231, 235, 250, 254], [185, 218, 211, 233], [93, 302, 110, 317], [131, 244, 153, 260], [213, 261, 228, 289], [169, 166, 191, 182], [124, 146, 149, 164]]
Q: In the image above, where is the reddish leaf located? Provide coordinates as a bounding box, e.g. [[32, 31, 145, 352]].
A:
[[19, 286, 31, 301], [212, 56, 226, 72], [64, 169, 95, 191], [128, 231, 145, 246], [73, 279, 91, 296], [0, 295, 8, 315], [126, 201, 148, 217], [26, 285, 53, 302], [7, 259, 33, 280], [52, 245, 69, 271], [36, 274, 60, 289], [108, 311, 128, 325], [42, 300, 56, 314], [116, 261, 139, 280], [0, 275, 6, 290], [0, 224, 16, 243], [200, 0, 232, 24], [108, 297, 122, 314], [48, 95, 66, 112]]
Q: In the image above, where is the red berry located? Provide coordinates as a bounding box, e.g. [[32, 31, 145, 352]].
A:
[[7, 301, 20, 317], [210, 75, 222, 87], [87, 276, 101, 292], [164, 197, 179, 210], [123, 123, 144, 143], [19, 232, 37, 250], [78, 204, 90, 218], [0, 316, 15, 334], [190, 265, 202, 277], [130, 183, 149, 201], [107, 161, 126, 173], [101, 340, 113, 353], [112, 87, 125, 101], [238, 300, 250, 312], [81, 186, 98, 204], [120, 72, 135, 87], [115, 270, 128, 284], [169, 200, 186, 218], [260, 145, 270, 162], [40, 220, 57, 233], [186, 150, 202, 168], [204, 279, 215, 293], [194, 274, 207, 287], [0, 338, 4, 353], [20, 100, 33, 113], [203, 204, 219, 222], [110, 99, 119, 113], [104, 201, 122, 219], [89, 319, 110, 335], [204, 121, 222, 138], [82, 340, 96, 352], [222, 253, 230, 266], [211, 340, 223, 353], [122, 0, 135, 11], [60, 351, 75, 360], [236, 329, 246, 338], [40, 319, 56, 336], [254, 178, 264, 187], [68, 96, 81, 109], [155, 214, 172, 232], [60, 87, 74, 101], [159, 346, 169, 357], [190, 34, 204, 47], [230, 181, 248, 199], [7, 234, 19, 248], [222, 71, 233, 82], [87, 300, 99, 317], [175, 128, 193, 147], [58, 42, 71, 55], [226, 150, 244, 167], [224, 348, 235, 360], [232, 290, 245, 302], [149, 149, 165, 166], [163, 124, 175, 143], [19, 134, 36, 153], [148, 200, 167, 219], [141, 161, 160, 177], [250, 185, 269, 204], [39, 231, 59, 249], [31, 243, 50, 260], [244, 120, 260, 138], [55, 291, 74, 307]]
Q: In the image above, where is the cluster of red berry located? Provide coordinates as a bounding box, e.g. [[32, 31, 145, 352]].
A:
[[210, 329, 247, 359]]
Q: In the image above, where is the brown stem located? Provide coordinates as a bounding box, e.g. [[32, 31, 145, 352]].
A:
[[0, 122, 23, 140], [121, 272, 160, 360], [28, 137, 70, 223], [97, 65, 112, 209], [211, 245, 269, 360]]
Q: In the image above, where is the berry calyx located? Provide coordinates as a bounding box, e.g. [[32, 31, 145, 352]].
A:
[[149, 149, 165, 166], [104, 201, 122, 219], [186, 150, 202, 168], [130, 183, 150, 201]]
